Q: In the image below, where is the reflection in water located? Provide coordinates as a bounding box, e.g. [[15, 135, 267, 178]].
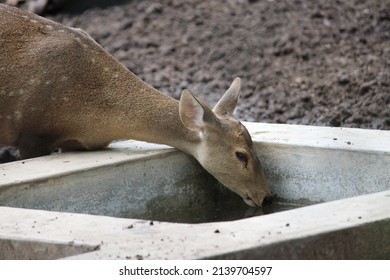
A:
[[117, 171, 308, 224], [120, 194, 305, 224], [184, 200, 304, 224]]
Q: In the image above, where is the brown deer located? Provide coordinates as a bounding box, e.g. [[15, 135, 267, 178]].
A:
[[0, 4, 271, 207]]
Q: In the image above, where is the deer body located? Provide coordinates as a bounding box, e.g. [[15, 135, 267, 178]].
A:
[[0, 4, 271, 206]]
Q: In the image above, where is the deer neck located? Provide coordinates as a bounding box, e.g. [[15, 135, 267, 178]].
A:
[[106, 73, 201, 156]]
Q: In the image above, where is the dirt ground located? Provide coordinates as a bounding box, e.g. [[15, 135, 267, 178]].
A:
[[0, 0, 389, 161]]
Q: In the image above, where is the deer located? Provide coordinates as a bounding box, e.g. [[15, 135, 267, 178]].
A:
[[0, 4, 272, 207]]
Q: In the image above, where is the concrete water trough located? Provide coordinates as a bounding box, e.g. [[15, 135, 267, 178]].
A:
[[0, 123, 389, 259]]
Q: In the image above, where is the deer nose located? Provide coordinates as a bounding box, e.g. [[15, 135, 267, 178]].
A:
[[244, 191, 273, 207], [261, 194, 275, 206]]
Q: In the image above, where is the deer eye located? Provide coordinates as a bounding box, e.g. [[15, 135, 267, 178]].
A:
[[235, 151, 248, 167]]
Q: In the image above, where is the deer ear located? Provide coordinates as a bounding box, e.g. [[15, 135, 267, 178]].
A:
[[213, 77, 241, 116], [179, 89, 217, 132]]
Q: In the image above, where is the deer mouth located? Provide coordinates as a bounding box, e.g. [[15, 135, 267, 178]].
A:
[[243, 194, 259, 207], [243, 193, 274, 207], [243, 197, 257, 207]]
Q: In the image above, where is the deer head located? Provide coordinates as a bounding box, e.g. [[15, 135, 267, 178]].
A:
[[179, 78, 271, 207]]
